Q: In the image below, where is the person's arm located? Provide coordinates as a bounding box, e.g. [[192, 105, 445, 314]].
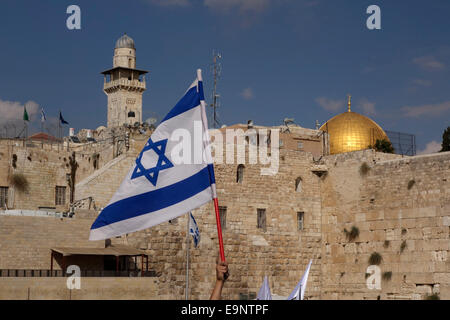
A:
[[210, 260, 229, 300]]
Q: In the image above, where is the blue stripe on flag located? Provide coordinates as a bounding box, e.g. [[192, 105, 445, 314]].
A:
[[91, 164, 215, 230], [161, 85, 201, 123]]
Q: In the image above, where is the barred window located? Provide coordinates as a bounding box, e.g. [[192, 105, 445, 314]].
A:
[[219, 206, 227, 230], [257, 208, 266, 231], [55, 186, 66, 206], [0, 187, 8, 208], [297, 212, 304, 231]]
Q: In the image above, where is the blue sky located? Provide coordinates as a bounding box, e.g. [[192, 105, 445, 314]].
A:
[[0, 0, 449, 154]]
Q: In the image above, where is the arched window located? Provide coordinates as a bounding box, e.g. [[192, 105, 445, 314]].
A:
[[128, 111, 135, 118], [295, 177, 302, 192], [237, 164, 245, 183]]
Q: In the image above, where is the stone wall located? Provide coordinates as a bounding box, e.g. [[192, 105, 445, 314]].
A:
[[0, 214, 103, 270], [320, 150, 450, 300], [0, 277, 159, 300]]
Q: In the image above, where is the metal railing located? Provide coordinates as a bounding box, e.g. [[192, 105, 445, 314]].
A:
[[0, 269, 157, 277]]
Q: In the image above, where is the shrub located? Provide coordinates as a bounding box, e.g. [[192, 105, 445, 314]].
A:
[[368, 252, 382, 265], [400, 240, 407, 253], [9, 173, 29, 193], [359, 162, 371, 176], [407, 179, 415, 190], [424, 293, 440, 300], [344, 226, 360, 241], [382, 271, 392, 281], [383, 240, 390, 248]]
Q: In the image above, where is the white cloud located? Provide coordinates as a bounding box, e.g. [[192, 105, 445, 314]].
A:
[[417, 140, 441, 155], [412, 78, 432, 87], [204, 0, 270, 14], [359, 98, 376, 116], [402, 101, 450, 118], [241, 87, 254, 100], [412, 56, 445, 71], [0, 99, 39, 126], [315, 97, 344, 112], [147, 0, 190, 7]]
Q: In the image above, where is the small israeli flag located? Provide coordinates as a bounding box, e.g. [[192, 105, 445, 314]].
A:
[[89, 70, 216, 240], [189, 212, 200, 248], [40, 108, 46, 122], [287, 259, 312, 300]]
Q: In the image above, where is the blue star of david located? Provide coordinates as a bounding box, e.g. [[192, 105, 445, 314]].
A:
[[131, 138, 174, 186]]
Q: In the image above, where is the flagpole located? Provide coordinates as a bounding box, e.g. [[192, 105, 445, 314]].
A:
[[213, 198, 225, 262], [185, 214, 190, 300]]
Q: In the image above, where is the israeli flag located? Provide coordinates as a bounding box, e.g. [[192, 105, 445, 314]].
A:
[[40, 108, 46, 122], [89, 70, 216, 240], [257, 275, 272, 300], [189, 212, 200, 248], [287, 259, 312, 300]]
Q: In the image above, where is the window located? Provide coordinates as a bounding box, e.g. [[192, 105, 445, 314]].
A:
[[297, 212, 304, 231], [219, 206, 227, 230], [55, 186, 66, 206], [295, 177, 302, 192], [257, 208, 266, 231], [298, 141, 304, 149], [0, 187, 8, 208], [237, 164, 245, 183]]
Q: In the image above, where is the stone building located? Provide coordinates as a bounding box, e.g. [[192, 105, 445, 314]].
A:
[[102, 34, 148, 128], [0, 34, 448, 300]]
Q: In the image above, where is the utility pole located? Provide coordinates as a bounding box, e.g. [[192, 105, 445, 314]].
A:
[[210, 51, 222, 129]]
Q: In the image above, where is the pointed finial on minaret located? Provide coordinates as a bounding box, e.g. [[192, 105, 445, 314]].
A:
[[347, 94, 352, 112]]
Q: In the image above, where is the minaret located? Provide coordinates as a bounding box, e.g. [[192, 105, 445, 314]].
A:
[[101, 34, 148, 128]]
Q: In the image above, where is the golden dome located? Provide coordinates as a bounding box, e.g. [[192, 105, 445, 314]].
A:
[[319, 96, 390, 155]]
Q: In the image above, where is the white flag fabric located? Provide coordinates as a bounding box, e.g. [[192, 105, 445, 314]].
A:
[[256, 275, 272, 300], [90, 70, 216, 240], [287, 259, 313, 300], [189, 212, 200, 248]]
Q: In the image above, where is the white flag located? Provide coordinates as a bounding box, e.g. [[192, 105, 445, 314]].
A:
[[287, 259, 312, 300], [256, 275, 272, 300], [90, 70, 216, 240]]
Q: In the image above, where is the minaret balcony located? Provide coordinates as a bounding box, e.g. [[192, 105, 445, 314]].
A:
[[103, 79, 146, 92]]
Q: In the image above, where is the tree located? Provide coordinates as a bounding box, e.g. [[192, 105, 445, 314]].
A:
[[369, 139, 395, 153], [440, 126, 450, 152]]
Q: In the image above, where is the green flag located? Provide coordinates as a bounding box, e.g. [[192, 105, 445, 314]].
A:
[[23, 106, 29, 121]]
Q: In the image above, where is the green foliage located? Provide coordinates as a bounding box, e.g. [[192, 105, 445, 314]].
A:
[[359, 162, 371, 176], [424, 293, 440, 300], [382, 271, 392, 281], [368, 252, 382, 265], [9, 173, 29, 193], [400, 240, 407, 253], [369, 139, 395, 154], [440, 126, 450, 152], [344, 226, 360, 241]]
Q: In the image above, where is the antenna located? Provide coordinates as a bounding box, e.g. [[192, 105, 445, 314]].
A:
[[210, 50, 222, 129]]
